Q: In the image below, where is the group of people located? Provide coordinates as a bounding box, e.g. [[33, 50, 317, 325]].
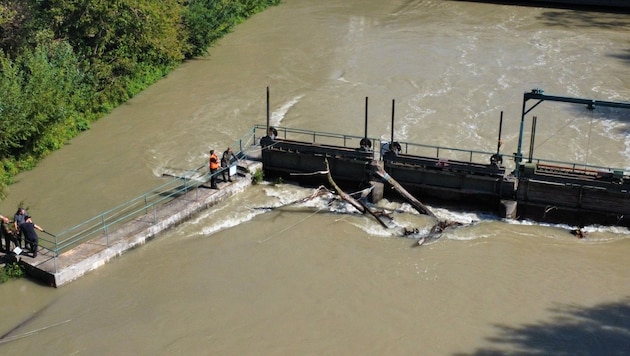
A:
[[1, 208, 45, 258], [209, 147, 238, 189]]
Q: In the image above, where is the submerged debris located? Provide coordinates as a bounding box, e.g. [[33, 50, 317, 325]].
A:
[[570, 228, 588, 239], [258, 158, 474, 247]]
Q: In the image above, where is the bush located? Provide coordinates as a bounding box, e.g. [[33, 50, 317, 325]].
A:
[[1, 262, 25, 283], [251, 168, 264, 185], [0, 0, 281, 199]]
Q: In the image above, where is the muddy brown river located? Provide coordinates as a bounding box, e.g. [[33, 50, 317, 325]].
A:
[[1, 0, 630, 354]]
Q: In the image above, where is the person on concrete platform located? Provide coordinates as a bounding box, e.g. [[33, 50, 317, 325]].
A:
[[1, 216, 15, 253], [13, 208, 27, 248], [209, 149, 220, 189], [19, 215, 44, 258], [221, 147, 238, 182]]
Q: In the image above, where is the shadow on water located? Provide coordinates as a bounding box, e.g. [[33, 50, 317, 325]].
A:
[[532, 5, 630, 88], [609, 47, 630, 68], [458, 297, 630, 355], [453, 1, 630, 15], [535, 9, 630, 28], [560, 106, 630, 136], [520, 91, 630, 136]]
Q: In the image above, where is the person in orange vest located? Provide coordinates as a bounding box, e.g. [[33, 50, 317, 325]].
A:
[[209, 149, 219, 189]]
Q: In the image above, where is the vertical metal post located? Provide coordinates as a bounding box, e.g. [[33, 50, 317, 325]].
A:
[[391, 99, 395, 144], [102, 215, 109, 246], [364, 97, 368, 139], [497, 111, 503, 155], [528, 116, 537, 163], [515, 97, 527, 176], [53, 233, 59, 273], [266, 87, 270, 134]]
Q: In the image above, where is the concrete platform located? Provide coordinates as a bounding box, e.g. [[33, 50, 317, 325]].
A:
[[13, 159, 262, 287]]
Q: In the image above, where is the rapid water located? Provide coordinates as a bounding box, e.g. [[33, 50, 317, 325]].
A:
[[1, 0, 630, 354]]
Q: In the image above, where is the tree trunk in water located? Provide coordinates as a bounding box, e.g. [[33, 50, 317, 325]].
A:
[[325, 159, 389, 229], [372, 164, 437, 218]]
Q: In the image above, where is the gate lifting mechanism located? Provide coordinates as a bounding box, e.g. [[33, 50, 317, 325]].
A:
[[514, 88, 630, 177]]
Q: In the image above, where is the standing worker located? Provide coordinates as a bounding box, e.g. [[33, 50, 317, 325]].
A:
[[13, 207, 27, 249], [221, 147, 238, 182], [209, 149, 219, 189], [1, 216, 15, 253], [19, 215, 44, 258]]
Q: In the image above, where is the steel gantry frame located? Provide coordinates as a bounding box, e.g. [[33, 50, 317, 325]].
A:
[[514, 88, 630, 176]]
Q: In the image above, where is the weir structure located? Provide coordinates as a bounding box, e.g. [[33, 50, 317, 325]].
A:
[[8, 89, 630, 287], [260, 89, 630, 227], [514, 89, 630, 226]]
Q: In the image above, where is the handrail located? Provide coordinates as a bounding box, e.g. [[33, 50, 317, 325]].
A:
[[524, 157, 628, 175], [38, 124, 629, 273], [36, 128, 259, 269]]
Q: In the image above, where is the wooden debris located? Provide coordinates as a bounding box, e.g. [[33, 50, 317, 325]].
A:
[[371, 162, 472, 245], [253, 185, 331, 210], [325, 159, 390, 228], [372, 164, 436, 218], [256, 158, 474, 247], [570, 228, 588, 239]]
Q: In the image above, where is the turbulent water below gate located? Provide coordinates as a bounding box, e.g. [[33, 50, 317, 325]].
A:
[[2, 0, 630, 354]]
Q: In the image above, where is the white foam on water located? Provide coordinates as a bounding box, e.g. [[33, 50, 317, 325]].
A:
[[177, 200, 266, 238], [624, 136, 630, 169], [271, 95, 304, 127], [182, 180, 630, 246], [503, 218, 630, 243]]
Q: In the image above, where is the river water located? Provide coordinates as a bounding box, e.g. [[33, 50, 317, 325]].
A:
[[2, 0, 630, 354]]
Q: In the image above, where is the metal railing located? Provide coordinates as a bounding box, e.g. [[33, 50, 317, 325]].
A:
[[389, 140, 499, 165], [36, 124, 629, 271], [523, 156, 629, 175], [255, 124, 501, 164], [37, 127, 261, 270], [259, 124, 368, 148]]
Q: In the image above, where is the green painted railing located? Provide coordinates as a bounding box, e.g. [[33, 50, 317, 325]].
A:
[[37, 126, 262, 270]]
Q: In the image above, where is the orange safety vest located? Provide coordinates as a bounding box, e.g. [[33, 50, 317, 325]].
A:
[[209, 152, 219, 170]]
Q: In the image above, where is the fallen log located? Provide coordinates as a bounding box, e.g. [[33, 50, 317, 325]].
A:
[[356, 198, 391, 229], [372, 163, 474, 245], [372, 164, 436, 218], [325, 159, 390, 229]]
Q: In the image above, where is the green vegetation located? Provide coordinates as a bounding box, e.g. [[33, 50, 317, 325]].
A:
[[1, 262, 25, 283], [0, 0, 281, 200], [251, 168, 264, 185]]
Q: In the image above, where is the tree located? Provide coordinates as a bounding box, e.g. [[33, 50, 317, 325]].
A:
[[0, 0, 35, 57], [36, 0, 187, 104]]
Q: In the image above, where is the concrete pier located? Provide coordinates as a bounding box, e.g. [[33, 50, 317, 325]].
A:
[[14, 159, 262, 287]]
